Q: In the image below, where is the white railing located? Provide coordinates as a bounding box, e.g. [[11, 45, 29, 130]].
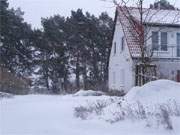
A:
[[148, 44, 180, 59]]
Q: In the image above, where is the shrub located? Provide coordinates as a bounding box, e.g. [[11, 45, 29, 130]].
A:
[[74, 99, 180, 130], [74, 100, 109, 119], [74, 106, 93, 120], [159, 105, 173, 130]]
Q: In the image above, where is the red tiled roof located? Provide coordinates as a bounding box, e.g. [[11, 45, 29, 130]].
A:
[[116, 6, 142, 57]]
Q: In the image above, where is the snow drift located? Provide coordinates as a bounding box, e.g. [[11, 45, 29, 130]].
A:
[[103, 80, 180, 117], [125, 80, 180, 105], [74, 90, 105, 97]]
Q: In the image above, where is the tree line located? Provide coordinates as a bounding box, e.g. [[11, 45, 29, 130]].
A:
[[0, 0, 114, 94]]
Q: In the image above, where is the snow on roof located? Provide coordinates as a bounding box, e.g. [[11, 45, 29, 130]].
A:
[[129, 8, 180, 26]]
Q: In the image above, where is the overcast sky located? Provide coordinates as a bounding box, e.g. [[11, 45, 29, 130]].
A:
[[9, 0, 179, 28]]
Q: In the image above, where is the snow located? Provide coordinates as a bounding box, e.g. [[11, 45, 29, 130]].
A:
[[0, 95, 117, 135], [0, 80, 180, 135], [128, 8, 180, 25], [1, 95, 179, 135], [125, 80, 180, 105], [100, 80, 180, 126], [74, 90, 105, 96]]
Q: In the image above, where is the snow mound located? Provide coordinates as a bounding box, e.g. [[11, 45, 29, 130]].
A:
[[74, 90, 105, 97], [125, 80, 180, 105], [0, 92, 13, 99]]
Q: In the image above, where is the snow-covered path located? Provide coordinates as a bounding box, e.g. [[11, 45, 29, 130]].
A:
[[0, 95, 179, 135]]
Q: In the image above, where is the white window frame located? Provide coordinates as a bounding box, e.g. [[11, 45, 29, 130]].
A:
[[152, 31, 168, 52]]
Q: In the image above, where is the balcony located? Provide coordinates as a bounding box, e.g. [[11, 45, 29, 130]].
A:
[[150, 44, 180, 59]]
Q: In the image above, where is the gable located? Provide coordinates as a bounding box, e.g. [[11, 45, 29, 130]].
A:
[[116, 7, 142, 58]]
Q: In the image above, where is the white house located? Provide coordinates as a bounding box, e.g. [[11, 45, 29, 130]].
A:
[[109, 6, 180, 93]]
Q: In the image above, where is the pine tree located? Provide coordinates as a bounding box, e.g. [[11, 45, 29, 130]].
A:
[[31, 15, 70, 93], [150, 0, 177, 10], [0, 0, 33, 75], [66, 9, 88, 90]]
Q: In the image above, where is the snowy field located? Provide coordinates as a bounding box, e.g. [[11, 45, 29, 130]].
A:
[[1, 80, 180, 135]]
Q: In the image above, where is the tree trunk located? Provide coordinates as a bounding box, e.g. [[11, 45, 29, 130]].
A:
[[63, 70, 68, 91], [75, 54, 80, 90], [82, 64, 87, 90], [44, 70, 50, 91]]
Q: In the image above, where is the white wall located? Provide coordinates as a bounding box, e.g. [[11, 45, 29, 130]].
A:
[[109, 18, 134, 93], [154, 60, 180, 81], [145, 26, 180, 58]]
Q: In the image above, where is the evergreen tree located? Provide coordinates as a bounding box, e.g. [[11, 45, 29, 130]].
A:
[[97, 12, 114, 86], [66, 9, 113, 90], [0, 0, 33, 75], [33, 15, 69, 93], [31, 29, 51, 91], [1, 1, 114, 93], [150, 0, 177, 10], [66, 9, 88, 90]]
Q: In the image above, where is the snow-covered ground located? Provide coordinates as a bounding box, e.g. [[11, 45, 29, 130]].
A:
[[73, 89, 105, 96], [0, 80, 180, 135]]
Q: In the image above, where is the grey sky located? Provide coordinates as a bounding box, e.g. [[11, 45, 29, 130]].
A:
[[9, 0, 179, 28]]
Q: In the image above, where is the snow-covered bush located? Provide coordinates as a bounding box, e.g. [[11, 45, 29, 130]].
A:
[[145, 103, 179, 130], [74, 105, 93, 120], [159, 105, 173, 130], [74, 100, 107, 119], [74, 80, 180, 130], [74, 99, 115, 119], [105, 101, 147, 123], [75, 99, 180, 130], [0, 92, 13, 99]]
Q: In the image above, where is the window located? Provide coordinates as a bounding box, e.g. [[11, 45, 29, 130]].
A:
[[161, 32, 167, 51], [121, 36, 125, 51], [152, 31, 168, 51], [152, 32, 159, 51], [114, 42, 116, 55]]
